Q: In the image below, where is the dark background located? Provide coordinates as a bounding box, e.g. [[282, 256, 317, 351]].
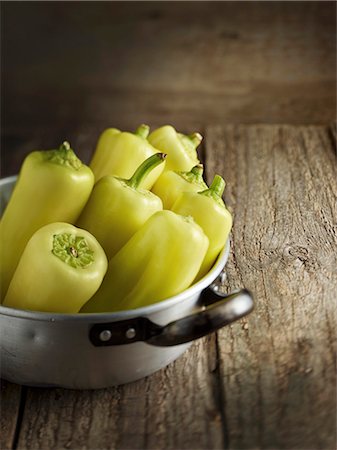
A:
[[1, 1, 336, 176]]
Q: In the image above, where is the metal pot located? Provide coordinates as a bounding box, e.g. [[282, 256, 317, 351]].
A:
[[0, 176, 253, 389]]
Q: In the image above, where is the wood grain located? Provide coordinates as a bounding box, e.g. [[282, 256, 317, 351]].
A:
[[1, 1, 336, 175], [205, 124, 337, 449], [1, 125, 336, 449], [14, 337, 223, 450], [0, 381, 22, 450]]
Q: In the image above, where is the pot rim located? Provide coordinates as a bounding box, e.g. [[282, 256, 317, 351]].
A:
[[0, 175, 230, 323]]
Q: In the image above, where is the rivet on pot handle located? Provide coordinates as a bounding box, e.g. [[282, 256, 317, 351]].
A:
[[89, 288, 254, 347]]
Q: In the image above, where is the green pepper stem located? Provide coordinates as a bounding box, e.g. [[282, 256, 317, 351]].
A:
[[52, 233, 94, 268], [178, 164, 207, 187], [188, 132, 203, 147], [135, 124, 150, 139], [127, 153, 166, 189], [190, 164, 204, 177], [46, 141, 82, 170], [200, 175, 225, 199], [59, 141, 71, 151]]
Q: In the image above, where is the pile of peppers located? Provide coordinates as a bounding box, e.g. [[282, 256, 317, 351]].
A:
[[0, 125, 232, 314]]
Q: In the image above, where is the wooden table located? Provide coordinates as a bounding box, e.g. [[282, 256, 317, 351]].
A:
[[1, 2, 336, 448], [1, 123, 336, 450]]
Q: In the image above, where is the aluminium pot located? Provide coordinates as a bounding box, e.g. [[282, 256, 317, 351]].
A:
[[0, 176, 253, 389]]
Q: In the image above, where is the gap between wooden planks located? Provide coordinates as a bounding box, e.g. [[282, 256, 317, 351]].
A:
[[1, 124, 336, 450]]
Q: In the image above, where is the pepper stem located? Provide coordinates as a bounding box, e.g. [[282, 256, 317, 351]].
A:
[[127, 153, 166, 189], [46, 141, 82, 170], [52, 233, 94, 268], [199, 175, 226, 200], [69, 246, 78, 258], [135, 124, 150, 139], [178, 164, 207, 188], [188, 132, 203, 147], [190, 164, 204, 177], [59, 141, 71, 151]]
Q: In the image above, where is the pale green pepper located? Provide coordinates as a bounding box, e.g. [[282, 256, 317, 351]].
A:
[[147, 125, 202, 172], [81, 210, 209, 313], [90, 125, 164, 189], [151, 164, 208, 210], [172, 175, 232, 280], [0, 142, 94, 299], [77, 153, 165, 259], [3, 223, 108, 313]]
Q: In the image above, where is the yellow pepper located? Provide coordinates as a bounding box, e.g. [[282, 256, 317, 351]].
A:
[[0, 142, 94, 299], [147, 125, 202, 172], [172, 175, 232, 280], [3, 223, 108, 313], [89, 125, 164, 189], [151, 164, 208, 210], [81, 210, 209, 313], [77, 153, 165, 259]]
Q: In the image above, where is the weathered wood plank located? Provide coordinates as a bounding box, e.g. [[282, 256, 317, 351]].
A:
[[1, 1, 336, 157], [4, 124, 336, 449], [205, 124, 337, 449], [0, 380, 22, 450], [15, 337, 224, 449]]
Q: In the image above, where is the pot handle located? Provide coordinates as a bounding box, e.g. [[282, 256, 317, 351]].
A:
[[146, 288, 253, 346], [89, 287, 254, 347]]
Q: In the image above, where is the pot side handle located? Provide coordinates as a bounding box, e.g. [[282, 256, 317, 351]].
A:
[[89, 288, 254, 347], [146, 288, 253, 346]]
